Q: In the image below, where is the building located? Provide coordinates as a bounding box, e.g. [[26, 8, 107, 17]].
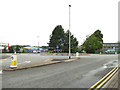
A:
[[23, 46, 42, 53], [102, 43, 120, 52], [0, 43, 9, 52]]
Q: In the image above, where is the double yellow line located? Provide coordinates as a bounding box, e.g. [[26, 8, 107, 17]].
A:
[[89, 65, 119, 89]]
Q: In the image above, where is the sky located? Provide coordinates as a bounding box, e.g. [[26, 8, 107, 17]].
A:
[[0, 0, 119, 46]]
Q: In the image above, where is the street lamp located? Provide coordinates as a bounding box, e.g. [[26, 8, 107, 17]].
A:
[[37, 36, 39, 51], [69, 5, 71, 59]]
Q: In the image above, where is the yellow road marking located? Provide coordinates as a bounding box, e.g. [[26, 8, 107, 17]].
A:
[[89, 65, 118, 89], [96, 67, 118, 88]]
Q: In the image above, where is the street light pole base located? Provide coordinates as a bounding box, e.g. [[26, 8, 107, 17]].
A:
[[69, 56, 71, 59]]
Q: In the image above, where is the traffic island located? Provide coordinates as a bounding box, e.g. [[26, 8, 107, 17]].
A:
[[3, 58, 76, 71]]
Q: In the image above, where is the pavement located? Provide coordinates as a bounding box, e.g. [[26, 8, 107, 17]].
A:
[[2, 54, 118, 88]]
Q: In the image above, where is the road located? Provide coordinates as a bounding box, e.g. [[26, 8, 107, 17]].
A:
[[2, 54, 118, 88], [0, 54, 10, 59]]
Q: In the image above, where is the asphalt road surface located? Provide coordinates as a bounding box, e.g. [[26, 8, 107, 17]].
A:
[[0, 54, 10, 59], [2, 54, 118, 88]]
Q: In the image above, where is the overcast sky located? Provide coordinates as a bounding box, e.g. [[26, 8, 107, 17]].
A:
[[0, 0, 119, 46]]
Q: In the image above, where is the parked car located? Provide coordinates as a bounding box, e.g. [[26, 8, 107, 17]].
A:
[[105, 49, 115, 54], [33, 50, 37, 53]]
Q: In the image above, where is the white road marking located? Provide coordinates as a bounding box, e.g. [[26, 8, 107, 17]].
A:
[[17, 61, 31, 64], [24, 61, 31, 63], [0, 70, 2, 74], [64, 60, 73, 62], [64, 59, 76, 62], [18, 61, 31, 65]]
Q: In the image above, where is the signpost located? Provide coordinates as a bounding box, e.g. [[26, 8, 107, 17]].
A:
[[56, 46, 59, 53]]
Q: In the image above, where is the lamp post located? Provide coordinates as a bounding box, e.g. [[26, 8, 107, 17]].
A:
[[37, 36, 39, 51], [69, 5, 71, 59]]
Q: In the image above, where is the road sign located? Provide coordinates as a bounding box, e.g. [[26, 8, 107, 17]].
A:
[[11, 56, 14, 60], [56, 46, 59, 49]]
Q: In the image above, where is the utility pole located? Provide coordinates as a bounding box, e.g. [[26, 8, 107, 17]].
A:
[[69, 5, 71, 59]]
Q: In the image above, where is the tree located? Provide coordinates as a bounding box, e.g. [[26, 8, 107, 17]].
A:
[[48, 25, 65, 51], [64, 30, 78, 53], [22, 48, 26, 53], [9, 46, 14, 53], [93, 30, 103, 43], [82, 30, 103, 53], [48, 25, 79, 53], [8, 45, 30, 53], [15, 45, 20, 52], [2, 46, 7, 53]]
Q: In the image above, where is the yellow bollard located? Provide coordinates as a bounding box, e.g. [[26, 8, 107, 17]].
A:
[[10, 52, 17, 68], [76, 52, 79, 58]]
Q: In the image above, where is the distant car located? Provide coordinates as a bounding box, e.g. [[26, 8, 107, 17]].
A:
[[81, 50, 85, 53], [33, 50, 37, 53], [37, 50, 41, 53], [105, 50, 115, 54]]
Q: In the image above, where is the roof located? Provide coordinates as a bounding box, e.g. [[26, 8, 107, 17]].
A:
[[103, 43, 120, 44], [24, 46, 42, 50]]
